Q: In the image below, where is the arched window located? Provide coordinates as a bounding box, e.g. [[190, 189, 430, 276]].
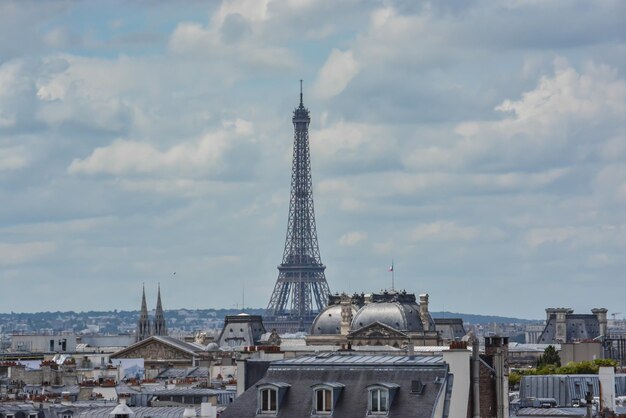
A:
[[315, 388, 332, 413], [260, 387, 278, 412]]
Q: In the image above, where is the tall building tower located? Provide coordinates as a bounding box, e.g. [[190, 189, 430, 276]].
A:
[[136, 284, 151, 342], [265, 82, 332, 333], [152, 283, 168, 336]]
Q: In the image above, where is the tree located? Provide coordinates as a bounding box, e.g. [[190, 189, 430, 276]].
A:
[[537, 345, 561, 368], [509, 371, 522, 388]]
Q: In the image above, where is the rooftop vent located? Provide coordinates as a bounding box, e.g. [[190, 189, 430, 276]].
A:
[[411, 379, 425, 394]]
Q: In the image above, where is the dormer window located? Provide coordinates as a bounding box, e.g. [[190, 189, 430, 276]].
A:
[[257, 382, 290, 415], [367, 383, 399, 415], [311, 382, 344, 415]]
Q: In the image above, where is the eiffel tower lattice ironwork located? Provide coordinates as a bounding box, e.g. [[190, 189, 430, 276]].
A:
[[265, 82, 331, 332]]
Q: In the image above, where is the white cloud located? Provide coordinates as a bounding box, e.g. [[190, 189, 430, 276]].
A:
[[314, 49, 360, 99], [0, 147, 28, 171], [0, 242, 56, 266], [68, 121, 255, 178], [403, 61, 626, 173], [310, 120, 389, 164], [412, 221, 477, 241], [1, 0, 626, 315], [338, 230, 367, 246]]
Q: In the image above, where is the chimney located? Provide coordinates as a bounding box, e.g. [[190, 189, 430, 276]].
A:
[[598, 366, 616, 412], [485, 336, 509, 418], [183, 407, 198, 417], [471, 337, 480, 418], [592, 308, 608, 337], [553, 308, 572, 343], [201, 402, 217, 418]]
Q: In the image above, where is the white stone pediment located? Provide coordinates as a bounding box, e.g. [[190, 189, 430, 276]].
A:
[[348, 321, 409, 339], [113, 338, 194, 360]]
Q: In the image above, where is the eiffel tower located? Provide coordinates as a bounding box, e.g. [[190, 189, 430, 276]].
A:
[[265, 82, 331, 333]]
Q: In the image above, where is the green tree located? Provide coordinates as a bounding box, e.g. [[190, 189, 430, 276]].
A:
[[537, 345, 561, 368], [509, 371, 522, 388]]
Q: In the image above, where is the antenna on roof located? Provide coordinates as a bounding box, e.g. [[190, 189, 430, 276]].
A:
[[300, 79, 303, 106], [242, 281, 246, 313]]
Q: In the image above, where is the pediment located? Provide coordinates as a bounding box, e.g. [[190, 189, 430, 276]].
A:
[[112, 338, 194, 360], [348, 321, 409, 339]]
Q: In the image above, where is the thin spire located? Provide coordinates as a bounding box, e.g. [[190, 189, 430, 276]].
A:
[[153, 282, 168, 337], [156, 282, 163, 312], [300, 79, 303, 106], [141, 283, 147, 312], [136, 283, 151, 342]]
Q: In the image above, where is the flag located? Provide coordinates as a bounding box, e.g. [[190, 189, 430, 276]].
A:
[[388, 264, 393, 272]]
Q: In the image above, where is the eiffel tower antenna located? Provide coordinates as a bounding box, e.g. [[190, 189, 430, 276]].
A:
[[265, 81, 331, 333]]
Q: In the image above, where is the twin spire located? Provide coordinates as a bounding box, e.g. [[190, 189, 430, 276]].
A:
[[136, 283, 168, 342]]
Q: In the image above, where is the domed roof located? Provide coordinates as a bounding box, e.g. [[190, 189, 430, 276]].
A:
[[310, 304, 358, 335], [206, 342, 219, 351], [351, 301, 424, 332]]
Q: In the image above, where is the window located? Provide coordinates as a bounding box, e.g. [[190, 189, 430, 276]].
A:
[[257, 382, 290, 414], [260, 388, 277, 412], [315, 388, 332, 413], [366, 383, 398, 415], [310, 382, 344, 415], [370, 388, 388, 413]]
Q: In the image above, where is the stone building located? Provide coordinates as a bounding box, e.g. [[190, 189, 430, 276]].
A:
[[217, 314, 266, 348], [306, 290, 441, 347], [537, 307, 607, 344], [221, 338, 510, 418], [111, 336, 207, 379], [434, 318, 467, 343]]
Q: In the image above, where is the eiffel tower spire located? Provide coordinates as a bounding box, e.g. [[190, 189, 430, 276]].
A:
[[136, 283, 151, 342], [153, 283, 168, 336], [265, 82, 332, 332]]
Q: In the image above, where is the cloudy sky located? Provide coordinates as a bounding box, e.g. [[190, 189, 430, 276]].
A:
[[0, 0, 625, 318]]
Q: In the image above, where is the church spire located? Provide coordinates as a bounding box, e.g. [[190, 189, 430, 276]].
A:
[[136, 283, 151, 342], [153, 283, 168, 336]]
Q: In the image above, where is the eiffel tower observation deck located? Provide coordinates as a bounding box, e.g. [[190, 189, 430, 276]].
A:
[[265, 82, 331, 333]]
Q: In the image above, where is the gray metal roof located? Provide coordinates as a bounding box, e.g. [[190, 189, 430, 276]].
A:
[[156, 366, 209, 379], [310, 304, 357, 335], [519, 374, 626, 407], [275, 354, 444, 367], [148, 387, 233, 396], [74, 406, 205, 417], [351, 301, 424, 332], [516, 407, 586, 417]]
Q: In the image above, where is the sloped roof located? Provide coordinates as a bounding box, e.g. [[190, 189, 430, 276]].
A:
[[157, 366, 209, 379], [517, 407, 585, 417], [75, 406, 205, 417], [109, 403, 134, 415]]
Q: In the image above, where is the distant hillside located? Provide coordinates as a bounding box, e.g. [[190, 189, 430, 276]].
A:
[[431, 311, 540, 324]]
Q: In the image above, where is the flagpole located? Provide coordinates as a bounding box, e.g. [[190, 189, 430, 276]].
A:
[[391, 260, 395, 291]]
